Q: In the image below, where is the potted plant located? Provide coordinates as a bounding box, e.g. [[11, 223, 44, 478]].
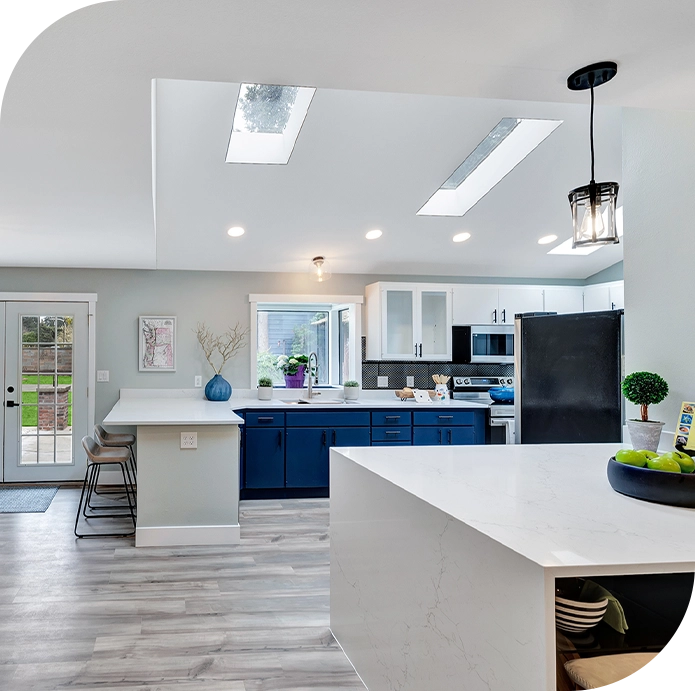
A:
[[276, 354, 310, 388], [195, 322, 249, 401], [622, 371, 669, 452], [344, 380, 360, 401], [258, 376, 273, 401]]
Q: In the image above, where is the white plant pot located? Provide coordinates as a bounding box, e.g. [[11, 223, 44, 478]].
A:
[[344, 387, 360, 401], [258, 386, 273, 401], [626, 419, 665, 453]]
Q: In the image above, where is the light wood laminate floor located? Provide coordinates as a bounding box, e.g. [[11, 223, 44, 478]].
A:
[[0, 489, 365, 690]]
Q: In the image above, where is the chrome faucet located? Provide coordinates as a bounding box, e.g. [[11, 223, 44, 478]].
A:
[[306, 352, 320, 399]]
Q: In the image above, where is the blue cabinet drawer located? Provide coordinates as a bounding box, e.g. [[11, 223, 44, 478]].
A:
[[246, 412, 285, 427], [413, 411, 476, 426], [413, 427, 476, 445], [371, 427, 412, 442], [286, 411, 371, 427], [372, 440, 412, 446], [371, 411, 412, 426]]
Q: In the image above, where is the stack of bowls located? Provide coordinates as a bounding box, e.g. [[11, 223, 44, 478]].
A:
[[555, 595, 609, 633]]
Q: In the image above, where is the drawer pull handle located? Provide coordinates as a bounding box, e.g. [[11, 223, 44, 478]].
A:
[[257, 417, 274, 422], [438, 415, 454, 420], [385, 430, 401, 435], [384, 415, 401, 421]]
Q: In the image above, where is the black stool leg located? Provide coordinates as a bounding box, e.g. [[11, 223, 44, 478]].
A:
[[74, 463, 95, 537]]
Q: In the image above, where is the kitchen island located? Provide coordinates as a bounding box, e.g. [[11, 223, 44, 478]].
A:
[[103, 390, 243, 547], [329, 443, 695, 691]]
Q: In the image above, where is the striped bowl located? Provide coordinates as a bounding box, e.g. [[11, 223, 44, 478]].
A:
[[555, 596, 609, 633]]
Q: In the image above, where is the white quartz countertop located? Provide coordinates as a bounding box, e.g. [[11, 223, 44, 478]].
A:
[[228, 397, 489, 410], [332, 443, 695, 573], [103, 398, 244, 426]]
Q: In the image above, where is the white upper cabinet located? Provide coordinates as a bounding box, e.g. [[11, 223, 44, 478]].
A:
[[497, 287, 544, 324], [583, 281, 624, 312], [452, 286, 500, 325], [366, 283, 452, 361], [543, 287, 585, 315], [609, 282, 624, 310]]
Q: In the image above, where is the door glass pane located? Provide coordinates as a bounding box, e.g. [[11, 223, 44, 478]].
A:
[[386, 291, 413, 355], [19, 314, 74, 466], [421, 291, 447, 356]]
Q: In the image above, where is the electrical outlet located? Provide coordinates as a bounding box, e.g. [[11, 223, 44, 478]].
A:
[[406, 376, 415, 387], [180, 432, 197, 449], [377, 376, 389, 388], [194, 376, 202, 387]]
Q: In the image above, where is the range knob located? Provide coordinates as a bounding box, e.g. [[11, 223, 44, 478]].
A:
[[463, 378, 470, 385], [507, 378, 513, 385]]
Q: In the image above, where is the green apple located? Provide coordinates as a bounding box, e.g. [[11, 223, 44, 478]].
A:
[[615, 449, 648, 467], [672, 450, 695, 474], [637, 450, 659, 460], [646, 456, 682, 473]]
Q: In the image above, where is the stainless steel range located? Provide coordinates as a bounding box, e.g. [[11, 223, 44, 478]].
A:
[[451, 376, 515, 444]]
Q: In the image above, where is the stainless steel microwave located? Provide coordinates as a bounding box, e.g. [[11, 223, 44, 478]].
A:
[[452, 325, 515, 364]]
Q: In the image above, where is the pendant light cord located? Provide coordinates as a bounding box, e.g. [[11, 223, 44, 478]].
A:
[[589, 85, 595, 183]]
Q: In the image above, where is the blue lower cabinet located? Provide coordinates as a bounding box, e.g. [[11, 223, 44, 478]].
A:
[[245, 427, 285, 488], [413, 426, 477, 446], [286, 428, 329, 488], [333, 427, 371, 448]]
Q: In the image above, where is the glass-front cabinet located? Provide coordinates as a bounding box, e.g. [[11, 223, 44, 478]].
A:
[[366, 283, 452, 361]]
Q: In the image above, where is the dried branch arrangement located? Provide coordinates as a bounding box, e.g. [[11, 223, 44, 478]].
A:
[[194, 322, 249, 375]]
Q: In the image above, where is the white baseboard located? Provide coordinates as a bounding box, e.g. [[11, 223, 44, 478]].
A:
[[135, 524, 240, 547]]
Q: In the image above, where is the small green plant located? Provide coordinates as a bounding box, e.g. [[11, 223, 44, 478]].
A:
[[258, 377, 273, 388], [344, 380, 359, 387], [622, 371, 669, 422]]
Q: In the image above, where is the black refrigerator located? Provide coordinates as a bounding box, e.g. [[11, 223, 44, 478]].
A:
[[514, 311, 623, 444]]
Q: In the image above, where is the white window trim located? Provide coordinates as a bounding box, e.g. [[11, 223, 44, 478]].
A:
[[249, 294, 363, 387], [0, 292, 97, 437]]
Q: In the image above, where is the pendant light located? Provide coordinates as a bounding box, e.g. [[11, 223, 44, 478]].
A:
[[309, 256, 332, 283], [567, 62, 619, 248]]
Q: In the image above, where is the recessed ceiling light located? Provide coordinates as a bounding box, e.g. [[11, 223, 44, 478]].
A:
[[227, 226, 245, 237], [538, 234, 558, 245], [225, 83, 316, 165], [452, 232, 471, 243], [417, 118, 563, 217], [365, 229, 382, 240]]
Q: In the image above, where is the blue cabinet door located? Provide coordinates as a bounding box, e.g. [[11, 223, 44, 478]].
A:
[[286, 428, 329, 488], [449, 427, 477, 445], [413, 427, 445, 446], [245, 428, 285, 488], [333, 427, 371, 448]]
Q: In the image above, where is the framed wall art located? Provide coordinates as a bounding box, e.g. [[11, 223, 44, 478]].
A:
[[139, 316, 176, 372]]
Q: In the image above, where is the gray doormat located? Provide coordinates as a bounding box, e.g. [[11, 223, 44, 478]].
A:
[[0, 486, 59, 513]]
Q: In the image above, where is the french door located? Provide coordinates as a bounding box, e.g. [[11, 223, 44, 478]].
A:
[[2, 302, 89, 482]]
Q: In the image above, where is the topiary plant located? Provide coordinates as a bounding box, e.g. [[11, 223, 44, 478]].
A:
[[258, 376, 273, 388], [344, 380, 360, 387], [621, 371, 669, 422]]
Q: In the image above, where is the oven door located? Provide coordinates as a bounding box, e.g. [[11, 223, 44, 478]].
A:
[[469, 325, 514, 364]]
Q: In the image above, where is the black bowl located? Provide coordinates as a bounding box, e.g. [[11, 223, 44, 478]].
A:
[[607, 457, 695, 508]]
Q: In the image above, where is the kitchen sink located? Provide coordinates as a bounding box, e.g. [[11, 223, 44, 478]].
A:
[[279, 398, 351, 405]]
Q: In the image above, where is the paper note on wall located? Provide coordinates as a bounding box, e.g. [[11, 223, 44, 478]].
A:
[[674, 401, 695, 450]]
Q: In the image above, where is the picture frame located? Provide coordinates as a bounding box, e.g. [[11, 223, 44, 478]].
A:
[[139, 316, 176, 372]]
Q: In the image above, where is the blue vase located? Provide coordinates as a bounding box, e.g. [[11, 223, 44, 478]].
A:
[[205, 374, 232, 401]]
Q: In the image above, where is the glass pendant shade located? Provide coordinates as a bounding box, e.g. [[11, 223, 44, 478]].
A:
[[569, 181, 619, 248], [309, 256, 332, 282]]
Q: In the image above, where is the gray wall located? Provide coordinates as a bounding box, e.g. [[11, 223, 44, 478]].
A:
[[0, 267, 587, 425], [585, 261, 623, 285], [623, 108, 695, 426]]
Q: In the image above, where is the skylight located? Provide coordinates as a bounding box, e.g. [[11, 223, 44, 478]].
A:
[[226, 84, 315, 165], [548, 207, 623, 256], [417, 118, 563, 216]]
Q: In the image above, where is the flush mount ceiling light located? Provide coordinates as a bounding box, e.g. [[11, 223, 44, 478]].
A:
[[365, 229, 383, 240], [226, 83, 316, 165], [417, 118, 562, 217], [227, 226, 245, 237], [567, 62, 619, 248], [452, 232, 471, 243], [309, 256, 332, 283], [538, 234, 558, 245]]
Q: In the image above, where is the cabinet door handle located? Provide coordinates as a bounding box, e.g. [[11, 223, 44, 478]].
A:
[[438, 415, 453, 420], [501, 309, 506, 323], [448, 429, 452, 444], [492, 309, 497, 324], [322, 430, 327, 446], [418, 343, 422, 358], [414, 343, 418, 357], [438, 428, 442, 444], [332, 429, 337, 446], [611, 302, 616, 310], [278, 430, 282, 447]]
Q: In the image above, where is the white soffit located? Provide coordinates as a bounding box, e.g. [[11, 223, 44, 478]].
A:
[[417, 118, 562, 217]]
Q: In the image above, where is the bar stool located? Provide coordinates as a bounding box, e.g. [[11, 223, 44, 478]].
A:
[[75, 436, 136, 538], [565, 653, 695, 691], [94, 424, 136, 477]]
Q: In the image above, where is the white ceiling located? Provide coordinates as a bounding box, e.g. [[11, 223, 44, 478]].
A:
[[0, 0, 693, 277]]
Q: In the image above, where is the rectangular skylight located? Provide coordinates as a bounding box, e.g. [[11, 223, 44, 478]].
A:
[[548, 207, 623, 256], [417, 118, 562, 216], [226, 84, 315, 164]]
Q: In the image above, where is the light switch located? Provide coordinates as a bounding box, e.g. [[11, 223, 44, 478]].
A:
[[180, 432, 197, 449], [96, 370, 109, 382], [377, 376, 389, 388], [406, 376, 415, 387]]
